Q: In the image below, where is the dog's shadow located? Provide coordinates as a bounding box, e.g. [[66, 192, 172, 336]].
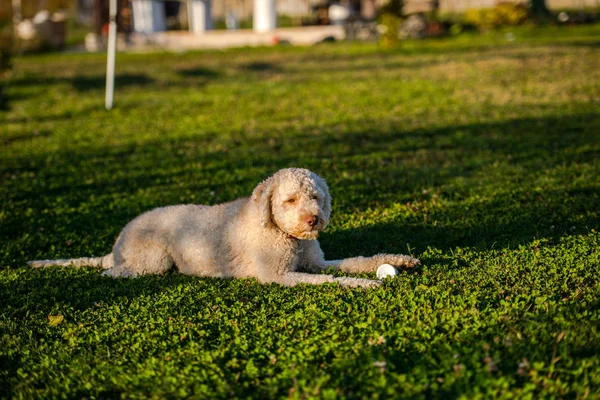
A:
[[1, 269, 192, 316]]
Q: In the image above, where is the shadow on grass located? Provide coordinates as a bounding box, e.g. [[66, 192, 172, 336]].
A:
[[321, 185, 600, 259], [176, 66, 220, 78], [4, 104, 101, 125], [2, 129, 52, 145], [0, 269, 195, 314], [9, 73, 155, 92], [316, 298, 600, 398], [72, 73, 155, 91], [0, 88, 10, 111], [0, 269, 216, 397], [239, 61, 280, 72]]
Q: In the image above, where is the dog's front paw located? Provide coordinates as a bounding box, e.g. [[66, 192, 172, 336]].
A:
[[404, 256, 421, 268], [383, 254, 420, 269]]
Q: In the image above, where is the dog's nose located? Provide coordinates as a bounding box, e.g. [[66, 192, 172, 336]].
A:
[[307, 215, 319, 227]]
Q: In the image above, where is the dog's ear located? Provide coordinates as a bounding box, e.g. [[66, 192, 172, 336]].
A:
[[316, 175, 332, 224], [252, 176, 276, 228]]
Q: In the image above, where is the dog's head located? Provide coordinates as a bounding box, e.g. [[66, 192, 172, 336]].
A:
[[252, 168, 331, 240]]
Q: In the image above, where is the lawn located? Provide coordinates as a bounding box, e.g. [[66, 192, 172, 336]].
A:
[[1, 25, 600, 398]]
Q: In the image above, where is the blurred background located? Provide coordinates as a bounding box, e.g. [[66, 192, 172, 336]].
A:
[[0, 0, 598, 54], [1, 0, 599, 392]]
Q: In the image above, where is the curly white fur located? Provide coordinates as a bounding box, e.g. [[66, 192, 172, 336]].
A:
[[28, 168, 420, 288]]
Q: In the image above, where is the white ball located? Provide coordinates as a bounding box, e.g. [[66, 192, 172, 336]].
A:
[[377, 264, 398, 279]]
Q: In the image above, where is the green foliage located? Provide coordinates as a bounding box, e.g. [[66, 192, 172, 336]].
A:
[[494, 2, 530, 25], [465, 2, 530, 31], [378, 12, 404, 48], [378, 0, 406, 47], [1, 25, 600, 398]]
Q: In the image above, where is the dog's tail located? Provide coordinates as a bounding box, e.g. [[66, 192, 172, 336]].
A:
[[27, 253, 114, 269]]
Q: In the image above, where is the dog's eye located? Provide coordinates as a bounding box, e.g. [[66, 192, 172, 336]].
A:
[[286, 198, 296, 203], [311, 195, 319, 200]]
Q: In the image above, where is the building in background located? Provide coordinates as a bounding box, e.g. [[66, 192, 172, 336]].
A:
[[70, 0, 600, 36], [9, 0, 600, 52]]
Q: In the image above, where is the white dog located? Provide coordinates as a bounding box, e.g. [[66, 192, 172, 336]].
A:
[[29, 168, 419, 288]]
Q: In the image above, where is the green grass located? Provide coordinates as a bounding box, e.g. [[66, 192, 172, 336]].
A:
[[1, 25, 600, 398]]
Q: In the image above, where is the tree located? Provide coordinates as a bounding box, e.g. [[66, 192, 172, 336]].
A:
[[531, 0, 552, 22], [0, 0, 14, 110]]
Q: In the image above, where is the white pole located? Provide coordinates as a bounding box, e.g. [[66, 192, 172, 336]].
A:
[[105, 0, 117, 110], [189, 0, 213, 34], [253, 0, 276, 32]]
